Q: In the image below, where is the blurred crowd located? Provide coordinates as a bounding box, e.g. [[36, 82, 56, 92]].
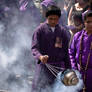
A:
[[0, 0, 92, 92], [0, 0, 92, 35]]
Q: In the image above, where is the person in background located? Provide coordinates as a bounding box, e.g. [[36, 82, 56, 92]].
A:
[[55, 0, 71, 42], [69, 11, 92, 92], [72, 12, 84, 34], [68, 0, 89, 25], [69, 12, 84, 46], [31, 5, 71, 92], [68, 0, 89, 45], [64, 0, 76, 16], [40, 0, 71, 42], [40, 0, 56, 23], [68, 0, 89, 26], [55, 0, 68, 26]]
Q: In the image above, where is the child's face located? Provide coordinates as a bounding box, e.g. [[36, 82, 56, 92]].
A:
[[74, 18, 83, 30], [74, 18, 82, 25], [74, 19, 82, 26], [47, 15, 59, 27]]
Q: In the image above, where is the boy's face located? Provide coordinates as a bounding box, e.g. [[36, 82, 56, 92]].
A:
[[84, 17, 92, 32], [74, 18, 83, 30], [74, 19, 82, 26], [47, 15, 59, 27]]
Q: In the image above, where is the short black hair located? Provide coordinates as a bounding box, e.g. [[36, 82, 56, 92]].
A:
[[84, 11, 92, 21], [45, 5, 61, 18]]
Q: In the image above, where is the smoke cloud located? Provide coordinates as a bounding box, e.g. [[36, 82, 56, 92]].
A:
[[53, 70, 84, 92], [0, 0, 82, 92], [0, 0, 41, 92]]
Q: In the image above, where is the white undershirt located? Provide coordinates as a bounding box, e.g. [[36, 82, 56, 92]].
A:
[[47, 20, 55, 32], [51, 27, 55, 32]]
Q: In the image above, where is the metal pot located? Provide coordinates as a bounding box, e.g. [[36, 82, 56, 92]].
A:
[[61, 69, 79, 86]]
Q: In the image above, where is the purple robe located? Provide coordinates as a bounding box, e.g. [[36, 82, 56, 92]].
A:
[[31, 21, 71, 92], [41, 0, 56, 7], [69, 30, 92, 92]]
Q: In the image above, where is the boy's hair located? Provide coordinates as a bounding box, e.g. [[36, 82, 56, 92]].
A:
[[45, 5, 61, 18], [84, 11, 92, 21]]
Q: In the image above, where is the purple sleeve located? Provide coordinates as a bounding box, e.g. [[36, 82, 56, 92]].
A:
[[69, 36, 78, 69], [31, 28, 42, 60]]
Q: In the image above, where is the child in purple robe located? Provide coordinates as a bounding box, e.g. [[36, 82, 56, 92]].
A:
[[69, 11, 92, 92], [31, 5, 71, 92]]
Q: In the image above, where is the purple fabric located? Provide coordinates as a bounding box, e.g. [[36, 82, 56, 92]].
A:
[[31, 21, 71, 92], [69, 30, 92, 92], [19, 0, 29, 11], [20, 1, 28, 11], [41, 0, 56, 7], [31, 21, 70, 66]]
